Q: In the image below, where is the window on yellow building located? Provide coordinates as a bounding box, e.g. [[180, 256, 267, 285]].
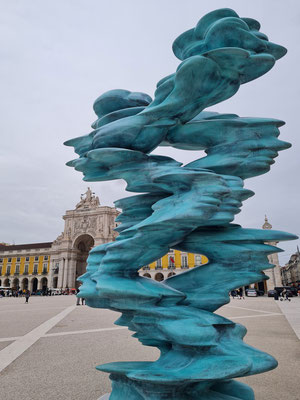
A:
[[8, 258, 12, 262], [15, 265, 20, 274], [156, 259, 162, 268], [24, 264, 29, 275], [195, 255, 202, 266], [181, 255, 188, 269], [26, 257, 29, 262], [42, 263, 48, 273], [168, 255, 175, 269], [6, 265, 11, 275], [17, 257, 20, 262], [33, 264, 38, 274], [34, 256, 39, 261]]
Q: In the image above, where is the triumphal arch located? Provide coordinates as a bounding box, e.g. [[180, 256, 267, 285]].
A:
[[50, 188, 119, 289]]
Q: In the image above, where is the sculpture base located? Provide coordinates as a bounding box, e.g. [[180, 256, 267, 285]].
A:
[[98, 394, 110, 400]]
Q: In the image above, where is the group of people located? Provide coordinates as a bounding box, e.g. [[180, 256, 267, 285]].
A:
[[0, 288, 27, 298], [230, 287, 296, 301], [0, 289, 32, 303], [230, 288, 245, 299], [279, 289, 291, 302]]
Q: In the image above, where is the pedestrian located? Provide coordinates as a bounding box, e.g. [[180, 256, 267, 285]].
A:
[[81, 297, 85, 305], [280, 289, 284, 301], [76, 288, 81, 305], [25, 289, 30, 304], [284, 289, 291, 302]]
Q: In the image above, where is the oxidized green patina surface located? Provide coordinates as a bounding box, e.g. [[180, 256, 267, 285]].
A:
[[65, 9, 297, 399]]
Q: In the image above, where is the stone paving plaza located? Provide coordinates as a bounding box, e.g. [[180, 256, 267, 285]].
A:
[[0, 295, 299, 400]]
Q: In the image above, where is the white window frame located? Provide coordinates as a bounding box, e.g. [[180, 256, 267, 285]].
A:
[[181, 255, 188, 268]]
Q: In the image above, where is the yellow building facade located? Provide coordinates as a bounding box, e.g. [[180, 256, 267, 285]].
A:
[[139, 250, 209, 281], [0, 242, 52, 292]]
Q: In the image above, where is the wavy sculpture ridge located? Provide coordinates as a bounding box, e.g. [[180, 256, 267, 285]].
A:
[[65, 8, 297, 400]]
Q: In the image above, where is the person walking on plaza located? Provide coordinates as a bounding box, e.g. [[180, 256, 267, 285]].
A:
[[284, 289, 291, 302], [76, 288, 81, 305], [25, 289, 30, 304], [280, 289, 291, 302], [76, 287, 85, 305]]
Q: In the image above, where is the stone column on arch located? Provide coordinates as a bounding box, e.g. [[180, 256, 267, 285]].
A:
[[62, 257, 70, 289], [57, 258, 66, 289], [57, 254, 73, 289], [48, 259, 55, 290], [67, 257, 78, 289]]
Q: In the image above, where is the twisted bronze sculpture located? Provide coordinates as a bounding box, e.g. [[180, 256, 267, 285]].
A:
[[65, 9, 297, 399]]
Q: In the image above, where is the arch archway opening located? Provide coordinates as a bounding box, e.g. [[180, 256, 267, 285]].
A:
[[41, 277, 48, 293], [3, 278, 10, 287], [22, 278, 29, 291], [12, 278, 19, 290], [155, 273, 164, 282], [31, 278, 38, 293], [73, 234, 95, 289], [167, 272, 176, 278], [143, 273, 151, 278]]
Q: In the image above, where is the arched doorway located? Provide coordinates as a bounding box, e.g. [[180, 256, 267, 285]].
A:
[[167, 272, 176, 278], [12, 278, 19, 290], [52, 276, 58, 288], [143, 273, 151, 278], [31, 278, 38, 293], [256, 281, 267, 294], [22, 278, 29, 290], [3, 278, 10, 287], [41, 277, 48, 293], [155, 273, 164, 282], [73, 234, 95, 289], [0, 279, 2, 286]]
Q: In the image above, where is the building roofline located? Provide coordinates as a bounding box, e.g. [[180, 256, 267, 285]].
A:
[[0, 242, 53, 251]]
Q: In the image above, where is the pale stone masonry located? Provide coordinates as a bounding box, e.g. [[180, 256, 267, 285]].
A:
[[281, 249, 300, 286], [262, 215, 282, 290]]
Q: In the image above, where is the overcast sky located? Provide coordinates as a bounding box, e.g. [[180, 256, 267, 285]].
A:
[[1, 0, 299, 264]]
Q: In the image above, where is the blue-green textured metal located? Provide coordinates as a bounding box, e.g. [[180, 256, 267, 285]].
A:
[[65, 8, 297, 399]]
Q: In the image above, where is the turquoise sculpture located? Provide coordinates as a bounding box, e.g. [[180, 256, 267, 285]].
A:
[[65, 9, 297, 400]]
